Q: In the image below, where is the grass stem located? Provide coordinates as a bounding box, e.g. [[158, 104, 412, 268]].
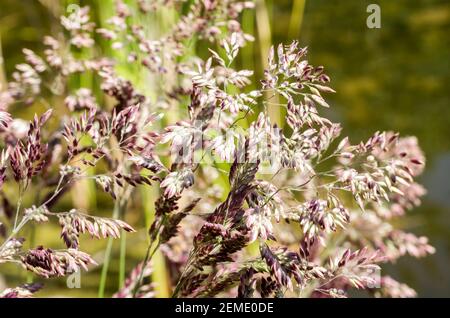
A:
[[288, 0, 307, 40]]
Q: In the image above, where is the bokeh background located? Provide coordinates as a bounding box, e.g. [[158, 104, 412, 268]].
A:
[[0, 0, 449, 297]]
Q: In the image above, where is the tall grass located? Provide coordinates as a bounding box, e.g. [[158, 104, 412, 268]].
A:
[[288, 0, 307, 40]]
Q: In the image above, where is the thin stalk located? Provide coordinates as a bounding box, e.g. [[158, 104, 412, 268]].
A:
[[149, 240, 170, 297], [117, 177, 130, 289], [118, 231, 127, 288], [13, 186, 24, 229], [98, 196, 123, 298], [241, 9, 255, 77], [132, 238, 161, 297], [132, 212, 167, 297], [171, 252, 196, 298], [97, 205, 119, 298], [136, 5, 176, 296], [140, 186, 170, 298], [0, 215, 30, 254], [26, 224, 36, 283], [299, 232, 347, 297]]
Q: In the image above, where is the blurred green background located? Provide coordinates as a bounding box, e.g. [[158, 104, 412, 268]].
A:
[[0, 0, 449, 297]]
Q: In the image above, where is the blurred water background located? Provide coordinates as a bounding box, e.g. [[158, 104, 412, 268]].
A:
[[0, 0, 449, 297]]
